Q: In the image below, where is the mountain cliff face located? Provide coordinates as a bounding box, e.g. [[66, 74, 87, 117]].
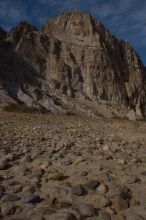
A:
[[0, 27, 7, 41], [0, 10, 146, 119]]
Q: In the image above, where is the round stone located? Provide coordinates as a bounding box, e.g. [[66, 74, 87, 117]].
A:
[[80, 171, 88, 176], [107, 185, 131, 200], [79, 204, 95, 217], [1, 203, 15, 216], [10, 185, 23, 193], [112, 196, 129, 211], [121, 175, 139, 184], [87, 179, 100, 190], [23, 194, 41, 203], [72, 184, 86, 196], [62, 160, 72, 166], [100, 197, 112, 207], [141, 171, 146, 176], [32, 168, 45, 177], [98, 211, 111, 220], [98, 184, 108, 193], [2, 194, 20, 202]]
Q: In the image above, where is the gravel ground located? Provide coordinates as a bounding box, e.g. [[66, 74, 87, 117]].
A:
[[0, 112, 146, 220]]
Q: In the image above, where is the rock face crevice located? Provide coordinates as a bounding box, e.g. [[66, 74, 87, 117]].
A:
[[0, 10, 146, 118]]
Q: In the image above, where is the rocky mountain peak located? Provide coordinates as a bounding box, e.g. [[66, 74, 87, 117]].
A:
[[0, 10, 146, 119], [42, 9, 101, 37], [7, 21, 37, 45]]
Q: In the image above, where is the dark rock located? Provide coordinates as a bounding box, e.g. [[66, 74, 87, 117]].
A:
[[62, 160, 73, 166], [131, 158, 142, 164], [6, 153, 15, 161], [10, 185, 23, 193], [80, 171, 88, 176], [23, 203, 34, 209], [23, 194, 41, 203], [32, 168, 45, 177], [0, 187, 4, 199], [17, 166, 30, 176], [30, 177, 41, 188], [22, 154, 32, 162], [141, 171, 146, 176], [36, 207, 55, 215], [50, 186, 69, 197], [7, 180, 21, 186], [79, 204, 95, 217], [72, 184, 87, 196], [86, 179, 100, 190], [112, 196, 129, 211], [2, 194, 20, 202], [97, 165, 103, 172], [1, 203, 15, 216], [0, 158, 8, 170], [121, 175, 139, 184], [107, 186, 131, 200], [100, 196, 112, 207], [98, 211, 111, 220]]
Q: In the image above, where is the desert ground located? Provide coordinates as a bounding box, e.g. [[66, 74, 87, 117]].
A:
[[0, 112, 146, 220]]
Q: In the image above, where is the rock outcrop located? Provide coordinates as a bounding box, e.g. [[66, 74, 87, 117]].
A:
[[0, 27, 7, 41], [0, 10, 146, 119], [7, 21, 37, 46]]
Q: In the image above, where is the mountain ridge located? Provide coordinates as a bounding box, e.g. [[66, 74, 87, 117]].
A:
[[0, 10, 146, 119]]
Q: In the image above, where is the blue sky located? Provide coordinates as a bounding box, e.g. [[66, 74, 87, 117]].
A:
[[0, 0, 145, 64]]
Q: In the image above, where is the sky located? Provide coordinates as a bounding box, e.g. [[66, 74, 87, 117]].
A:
[[0, 0, 145, 64]]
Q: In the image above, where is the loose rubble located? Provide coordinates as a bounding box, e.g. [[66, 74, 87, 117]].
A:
[[0, 112, 146, 219]]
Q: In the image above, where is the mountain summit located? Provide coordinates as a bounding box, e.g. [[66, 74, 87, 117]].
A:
[[0, 10, 146, 119]]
